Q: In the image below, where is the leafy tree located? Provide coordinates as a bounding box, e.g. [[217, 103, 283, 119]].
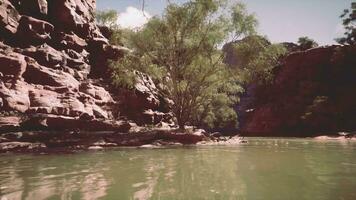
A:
[[95, 9, 118, 28], [226, 35, 286, 85], [297, 36, 318, 51], [95, 9, 133, 46], [336, 2, 356, 45], [110, 0, 255, 129]]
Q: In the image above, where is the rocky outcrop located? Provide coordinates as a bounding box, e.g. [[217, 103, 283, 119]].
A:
[[0, 0, 171, 135], [240, 45, 356, 136], [116, 72, 173, 125]]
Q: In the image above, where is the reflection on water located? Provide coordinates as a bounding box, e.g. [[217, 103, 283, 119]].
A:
[[1, 138, 356, 200], [0, 154, 111, 200]]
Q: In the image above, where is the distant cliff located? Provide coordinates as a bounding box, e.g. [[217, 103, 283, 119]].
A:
[[239, 45, 356, 136]]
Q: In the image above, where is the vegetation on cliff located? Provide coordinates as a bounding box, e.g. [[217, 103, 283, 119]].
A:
[[336, 2, 355, 45], [223, 35, 286, 85], [297, 36, 319, 51]]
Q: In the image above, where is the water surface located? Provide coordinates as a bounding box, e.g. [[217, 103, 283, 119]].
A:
[[1, 138, 356, 200]]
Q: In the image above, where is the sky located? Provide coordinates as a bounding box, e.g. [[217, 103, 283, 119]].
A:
[[96, 0, 353, 45]]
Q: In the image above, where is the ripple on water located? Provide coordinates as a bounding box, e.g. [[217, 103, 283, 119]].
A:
[[0, 138, 356, 200]]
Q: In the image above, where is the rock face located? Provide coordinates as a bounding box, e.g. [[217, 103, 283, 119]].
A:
[[240, 45, 356, 136], [116, 72, 173, 126], [0, 0, 171, 133]]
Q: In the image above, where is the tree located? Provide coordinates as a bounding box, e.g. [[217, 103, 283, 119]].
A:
[[225, 35, 286, 85], [95, 9, 134, 46], [95, 10, 118, 28], [110, 0, 256, 129], [336, 2, 356, 45], [297, 36, 318, 51]]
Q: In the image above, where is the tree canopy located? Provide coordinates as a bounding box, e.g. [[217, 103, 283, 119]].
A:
[[224, 35, 286, 85], [297, 36, 318, 51], [95, 9, 118, 28], [336, 2, 356, 45], [98, 0, 287, 130]]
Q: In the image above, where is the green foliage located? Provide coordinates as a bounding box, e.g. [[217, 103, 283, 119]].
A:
[[194, 75, 243, 129], [336, 2, 356, 45], [337, 3, 356, 44], [110, 59, 136, 89], [95, 10, 134, 46], [228, 35, 286, 85], [297, 36, 318, 51], [110, 53, 166, 89], [230, 3, 258, 38], [95, 10, 118, 28], [110, 0, 255, 129]]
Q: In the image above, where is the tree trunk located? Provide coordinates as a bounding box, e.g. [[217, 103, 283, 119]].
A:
[[178, 121, 185, 131]]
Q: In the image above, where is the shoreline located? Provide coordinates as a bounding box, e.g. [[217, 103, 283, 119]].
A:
[[0, 128, 213, 154], [1, 129, 355, 154]]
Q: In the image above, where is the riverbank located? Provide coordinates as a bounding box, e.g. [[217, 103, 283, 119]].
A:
[[2, 128, 356, 154], [0, 128, 238, 153]]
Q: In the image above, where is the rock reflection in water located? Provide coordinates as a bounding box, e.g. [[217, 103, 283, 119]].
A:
[[1, 139, 356, 200], [132, 156, 178, 200], [0, 154, 111, 200]]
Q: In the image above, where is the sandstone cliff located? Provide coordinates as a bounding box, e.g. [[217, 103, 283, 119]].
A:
[[240, 45, 356, 136], [0, 0, 171, 133]]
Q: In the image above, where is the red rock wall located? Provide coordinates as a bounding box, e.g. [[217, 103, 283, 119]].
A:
[[240, 45, 356, 136], [0, 0, 171, 131]]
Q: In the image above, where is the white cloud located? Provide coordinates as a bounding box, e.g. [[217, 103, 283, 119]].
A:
[[117, 7, 151, 29]]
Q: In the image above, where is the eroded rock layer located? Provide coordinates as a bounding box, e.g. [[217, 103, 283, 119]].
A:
[[0, 0, 171, 132]]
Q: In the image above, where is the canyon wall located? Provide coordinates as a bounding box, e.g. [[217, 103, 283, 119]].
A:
[[240, 45, 356, 136], [0, 0, 171, 132]]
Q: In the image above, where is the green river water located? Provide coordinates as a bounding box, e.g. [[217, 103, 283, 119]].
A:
[[0, 138, 356, 200]]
